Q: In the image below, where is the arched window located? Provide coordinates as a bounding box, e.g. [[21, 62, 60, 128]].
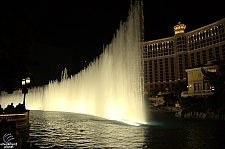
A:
[[215, 27, 218, 35], [196, 34, 199, 41], [147, 45, 150, 52], [206, 30, 209, 37], [211, 28, 215, 36], [203, 31, 206, 39]]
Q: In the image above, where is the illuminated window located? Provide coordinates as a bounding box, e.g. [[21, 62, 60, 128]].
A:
[[207, 68, 216, 72], [194, 83, 202, 91]]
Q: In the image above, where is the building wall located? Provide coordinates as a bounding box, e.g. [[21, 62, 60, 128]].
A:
[[143, 18, 225, 93], [186, 68, 204, 93], [186, 65, 218, 93]]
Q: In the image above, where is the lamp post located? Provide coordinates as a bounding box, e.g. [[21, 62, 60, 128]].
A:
[[22, 77, 30, 106]]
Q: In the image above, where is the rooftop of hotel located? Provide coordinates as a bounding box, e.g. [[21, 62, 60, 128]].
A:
[[143, 17, 225, 44]]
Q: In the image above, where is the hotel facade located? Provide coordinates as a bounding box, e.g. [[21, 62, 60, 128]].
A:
[[142, 18, 225, 93]]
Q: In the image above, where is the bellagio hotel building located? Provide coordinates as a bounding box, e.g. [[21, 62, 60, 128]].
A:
[[142, 18, 225, 93]]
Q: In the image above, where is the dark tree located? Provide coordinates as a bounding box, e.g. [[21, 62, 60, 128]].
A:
[[174, 81, 188, 98], [201, 60, 225, 109], [201, 60, 225, 93], [149, 89, 159, 97], [163, 93, 176, 106]]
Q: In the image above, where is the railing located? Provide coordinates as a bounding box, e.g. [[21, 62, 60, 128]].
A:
[[0, 111, 30, 143], [0, 111, 29, 127], [181, 90, 214, 97]]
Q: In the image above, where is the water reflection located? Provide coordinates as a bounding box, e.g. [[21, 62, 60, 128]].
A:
[[29, 110, 146, 148], [29, 110, 225, 149], [184, 120, 225, 149]]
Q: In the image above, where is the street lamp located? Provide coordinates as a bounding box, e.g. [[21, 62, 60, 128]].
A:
[[22, 77, 31, 106]]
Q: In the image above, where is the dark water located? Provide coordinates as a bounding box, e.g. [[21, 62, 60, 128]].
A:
[[28, 110, 225, 149]]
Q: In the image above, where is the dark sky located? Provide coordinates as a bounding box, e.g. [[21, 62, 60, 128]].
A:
[[29, 0, 225, 57], [30, 0, 134, 70], [2, 0, 225, 85]]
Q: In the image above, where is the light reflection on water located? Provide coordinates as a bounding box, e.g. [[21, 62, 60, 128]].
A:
[[29, 110, 146, 148], [29, 110, 225, 149]]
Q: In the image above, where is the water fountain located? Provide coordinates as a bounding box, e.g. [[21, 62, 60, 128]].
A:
[[0, 1, 146, 124]]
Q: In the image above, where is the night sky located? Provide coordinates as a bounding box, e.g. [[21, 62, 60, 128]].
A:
[[1, 0, 225, 86]]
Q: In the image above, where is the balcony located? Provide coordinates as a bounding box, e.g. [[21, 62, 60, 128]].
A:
[[181, 90, 214, 97], [0, 111, 30, 143]]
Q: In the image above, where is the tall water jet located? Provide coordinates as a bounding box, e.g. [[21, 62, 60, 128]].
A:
[[0, 1, 146, 123]]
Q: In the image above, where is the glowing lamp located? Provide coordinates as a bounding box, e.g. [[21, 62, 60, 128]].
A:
[[26, 77, 31, 84], [22, 79, 26, 86], [22, 77, 31, 106]]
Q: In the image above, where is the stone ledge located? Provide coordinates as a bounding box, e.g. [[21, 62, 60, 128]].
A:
[[175, 110, 225, 120]]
